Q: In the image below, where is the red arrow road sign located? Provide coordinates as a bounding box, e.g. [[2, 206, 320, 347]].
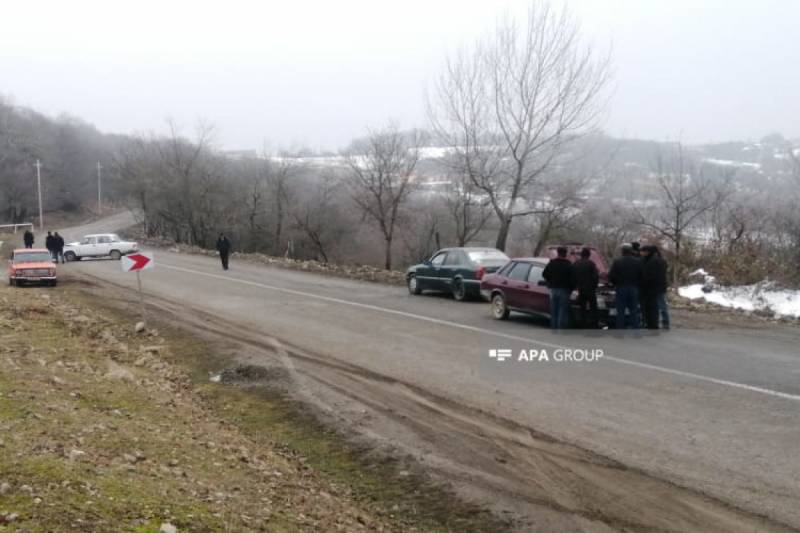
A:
[[121, 252, 154, 272]]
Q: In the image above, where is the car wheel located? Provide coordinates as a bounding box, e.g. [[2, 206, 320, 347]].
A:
[[407, 275, 422, 295], [491, 293, 510, 320], [50, 280, 58, 287], [64, 251, 76, 262], [110, 250, 122, 260], [452, 278, 467, 301]]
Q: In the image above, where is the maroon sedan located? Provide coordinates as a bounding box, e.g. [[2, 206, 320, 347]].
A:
[[480, 249, 616, 327]]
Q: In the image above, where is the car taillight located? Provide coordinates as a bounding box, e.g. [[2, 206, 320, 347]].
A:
[[476, 266, 486, 280]]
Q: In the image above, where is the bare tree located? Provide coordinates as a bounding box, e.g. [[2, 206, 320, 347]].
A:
[[636, 144, 732, 280], [444, 171, 493, 246], [429, 0, 611, 251], [345, 125, 420, 270], [290, 171, 347, 263], [526, 176, 586, 255]]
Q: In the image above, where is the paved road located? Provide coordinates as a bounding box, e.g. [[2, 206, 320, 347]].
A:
[[59, 216, 800, 530]]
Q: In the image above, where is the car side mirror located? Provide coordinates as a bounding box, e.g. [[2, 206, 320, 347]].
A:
[[423, 260, 432, 266], [537, 280, 547, 286]]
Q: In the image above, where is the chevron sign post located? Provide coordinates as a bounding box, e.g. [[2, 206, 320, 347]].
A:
[[121, 252, 154, 325]]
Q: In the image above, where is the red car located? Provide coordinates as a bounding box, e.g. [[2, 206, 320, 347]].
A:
[[480, 245, 615, 326], [8, 248, 58, 287]]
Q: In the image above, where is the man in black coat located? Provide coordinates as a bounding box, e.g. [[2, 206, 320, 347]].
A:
[[641, 245, 668, 329], [216, 233, 231, 270], [45, 231, 56, 262], [608, 244, 643, 329], [23, 230, 34, 249], [542, 246, 575, 330], [53, 232, 65, 264], [572, 247, 599, 328]]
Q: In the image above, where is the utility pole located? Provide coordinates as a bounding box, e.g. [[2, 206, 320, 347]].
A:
[[35, 160, 43, 231], [97, 161, 102, 214]]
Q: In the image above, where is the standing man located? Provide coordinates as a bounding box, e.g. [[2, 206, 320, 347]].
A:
[[542, 246, 575, 330], [608, 244, 643, 329], [216, 233, 231, 271], [572, 247, 599, 329], [23, 229, 34, 249], [53, 232, 65, 264], [640, 245, 665, 329], [654, 247, 671, 330], [45, 231, 56, 262]]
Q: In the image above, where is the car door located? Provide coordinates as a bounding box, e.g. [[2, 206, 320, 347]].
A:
[[96, 235, 113, 256], [440, 250, 465, 291], [522, 262, 550, 314], [81, 236, 98, 257], [416, 251, 447, 291], [503, 261, 532, 308]]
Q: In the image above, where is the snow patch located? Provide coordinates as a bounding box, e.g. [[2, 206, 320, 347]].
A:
[[679, 281, 800, 318]]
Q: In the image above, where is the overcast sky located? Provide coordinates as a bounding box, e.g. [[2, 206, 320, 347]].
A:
[[2, 0, 798, 150]]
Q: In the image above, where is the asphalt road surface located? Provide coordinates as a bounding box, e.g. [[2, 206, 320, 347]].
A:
[[58, 215, 800, 531]]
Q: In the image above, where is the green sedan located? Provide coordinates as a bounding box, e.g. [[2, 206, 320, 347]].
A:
[[406, 247, 510, 301]]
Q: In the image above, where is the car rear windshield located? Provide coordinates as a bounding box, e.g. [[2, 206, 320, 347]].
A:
[[14, 252, 52, 263], [467, 250, 509, 265]]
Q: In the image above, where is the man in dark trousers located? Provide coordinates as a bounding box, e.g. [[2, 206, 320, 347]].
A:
[[640, 245, 666, 328], [650, 246, 671, 329], [216, 233, 231, 270], [45, 231, 56, 262], [53, 232, 65, 264], [572, 247, 599, 328], [608, 244, 643, 329], [542, 246, 575, 330], [23, 229, 34, 249]]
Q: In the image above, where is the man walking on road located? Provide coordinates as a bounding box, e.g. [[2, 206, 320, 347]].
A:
[[573, 247, 600, 329], [609, 244, 643, 329], [542, 246, 575, 330], [53, 232, 65, 264], [216, 233, 231, 271], [23, 229, 34, 249]]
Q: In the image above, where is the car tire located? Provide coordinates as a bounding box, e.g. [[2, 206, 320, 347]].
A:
[[64, 251, 76, 262], [110, 250, 122, 260], [408, 275, 422, 295], [452, 278, 467, 301], [491, 293, 510, 320]]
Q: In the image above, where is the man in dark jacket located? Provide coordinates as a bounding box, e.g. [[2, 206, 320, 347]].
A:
[[640, 245, 667, 329], [572, 247, 599, 329], [542, 246, 575, 330], [45, 231, 56, 262], [216, 233, 231, 270], [23, 229, 34, 249], [53, 232, 65, 264], [608, 244, 643, 329]]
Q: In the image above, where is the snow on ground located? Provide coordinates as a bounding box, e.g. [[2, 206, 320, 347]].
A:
[[679, 281, 800, 318]]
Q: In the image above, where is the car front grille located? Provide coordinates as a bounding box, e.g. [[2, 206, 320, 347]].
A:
[[21, 269, 52, 276]]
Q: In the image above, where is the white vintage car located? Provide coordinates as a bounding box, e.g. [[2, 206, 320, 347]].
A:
[[63, 233, 139, 261]]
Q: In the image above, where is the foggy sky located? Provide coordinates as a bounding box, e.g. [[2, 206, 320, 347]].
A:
[[2, 0, 798, 151]]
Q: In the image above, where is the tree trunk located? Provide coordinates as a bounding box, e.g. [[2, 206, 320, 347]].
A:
[[384, 237, 393, 271], [495, 217, 512, 252]]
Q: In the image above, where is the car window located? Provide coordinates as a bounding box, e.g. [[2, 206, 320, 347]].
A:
[[528, 265, 545, 284], [110, 234, 121, 242], [443, 251, 462, 266], [496, 261, 514, 276], [82, 237, 96, 245], [13, 251, 52, 263], [430, 252, 447, 267], [98, 236, 111, 244], [507, 262, 531, 281], [467, 249, 509, 265]]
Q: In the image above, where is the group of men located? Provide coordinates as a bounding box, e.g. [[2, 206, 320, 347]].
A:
[[22, 229, 65, 263], [542, 243, 670, 330]]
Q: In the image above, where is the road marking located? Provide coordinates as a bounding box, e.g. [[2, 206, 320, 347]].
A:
[[158, 262, 800, 403]]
